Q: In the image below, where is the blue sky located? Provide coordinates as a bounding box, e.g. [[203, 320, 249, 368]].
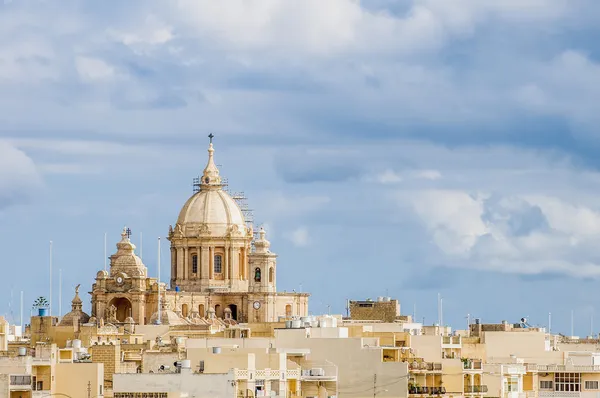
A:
[[2, 0, 600, 334]]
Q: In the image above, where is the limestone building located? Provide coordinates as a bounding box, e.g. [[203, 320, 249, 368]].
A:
[[90, 137, 309, 325]]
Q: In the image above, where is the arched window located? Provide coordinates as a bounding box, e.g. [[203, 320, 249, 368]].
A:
[[199, 304, 205, 317], [214, 255, 222, 273], [269, 267, 274, 283], [285, 304, 292, 317], [192, 255, 198, 274], [254, 267, 261, 282], [182, 304, 189, 318]]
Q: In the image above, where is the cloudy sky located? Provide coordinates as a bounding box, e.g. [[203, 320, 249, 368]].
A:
[[2, 0, 600, 334]]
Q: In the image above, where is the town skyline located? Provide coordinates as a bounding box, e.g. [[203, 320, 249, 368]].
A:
[[2, 0, 600, 335]]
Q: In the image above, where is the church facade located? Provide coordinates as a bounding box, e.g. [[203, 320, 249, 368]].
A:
[[90, 138, 309, 325]]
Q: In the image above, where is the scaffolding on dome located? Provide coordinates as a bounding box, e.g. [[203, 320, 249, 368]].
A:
[[192, 176, 228, 193]]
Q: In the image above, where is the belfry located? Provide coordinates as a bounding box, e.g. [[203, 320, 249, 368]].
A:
[[91, 136, 309, 325]]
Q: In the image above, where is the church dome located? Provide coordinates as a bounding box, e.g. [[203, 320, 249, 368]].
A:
[[174, 138, 247, 237], [177, 190, 246, 235]]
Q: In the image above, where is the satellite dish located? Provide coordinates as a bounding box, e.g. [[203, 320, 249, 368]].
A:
[[521, 317, 527, 323]]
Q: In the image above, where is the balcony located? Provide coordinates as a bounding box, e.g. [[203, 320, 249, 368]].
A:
[[442, 336, 461, 346], [463, 360, 483, 371], [409, 386, 447, 395], [409, 362, 443, 372], [465, 385, 488, 394], [9, 375, 32, 390]]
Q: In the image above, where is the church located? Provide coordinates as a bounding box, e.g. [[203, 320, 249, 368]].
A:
[[90, 136, 309, 325]]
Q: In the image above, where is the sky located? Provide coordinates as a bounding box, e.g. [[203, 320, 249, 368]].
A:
[[1, 0, 600, 335]]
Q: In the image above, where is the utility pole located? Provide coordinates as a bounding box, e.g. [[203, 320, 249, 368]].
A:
[[373, 373, 377, 398]]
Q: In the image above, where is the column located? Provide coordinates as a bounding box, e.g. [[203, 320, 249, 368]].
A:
[[196, 246, 201, 279], [170, 248, 176, 283], [183, 247, 189, 280], [176, 247, 184, 284], [242, 247, 247, 280], [209, 246, 214, 279], [201, 246, 209, 284], [232, 247, 240, 281], [224, 245, 230, 281]]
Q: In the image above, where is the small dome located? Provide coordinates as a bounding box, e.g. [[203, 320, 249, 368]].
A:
[[59, 285, 90, 327]]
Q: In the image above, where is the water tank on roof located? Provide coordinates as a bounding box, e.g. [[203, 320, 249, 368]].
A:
[[181, 359, 191, 369], [17, 347, 27, 356], [291, 319, 302, 328], [475, 318, 480, 324], [72, 339, 82, 349], [212, 347, 222, 354], [285, 320, 293, 329], [377, 297, 384, 302]]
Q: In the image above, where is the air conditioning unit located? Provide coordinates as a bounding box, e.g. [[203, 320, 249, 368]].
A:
[[310, 368, 325, 376]]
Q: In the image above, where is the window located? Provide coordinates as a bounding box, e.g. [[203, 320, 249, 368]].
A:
[[254, 267, 261, 282], [192, 255, 198, 274], [540, 381, 553, 390], [555, 373, 580, 392], [269, 267, 274, 283], [585, 381, 599, 390], [214, 255, 222, 273], [504, 377, 519, 392]]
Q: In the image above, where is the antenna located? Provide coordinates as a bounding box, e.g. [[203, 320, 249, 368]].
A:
[[104, 233, 107, 272], [157, 237, 161, 325], [413, 303, 416, 322], [437, 293, 441, 325], [49, 240, 53, 317], [467, 313, 471, 333], [548, 312, 552, 334], [140, 232, 143, 261], [346, 299, 350, 318], [571, 309, 574, 337], [59, 268, 62, 318], [20, 291, 23, 329], [591, 312, 594, 338], [440, 297, 444, 328]]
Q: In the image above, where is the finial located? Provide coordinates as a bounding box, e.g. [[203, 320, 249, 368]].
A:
[[208, 133, 214, 144], [259, 227, 266, 240]]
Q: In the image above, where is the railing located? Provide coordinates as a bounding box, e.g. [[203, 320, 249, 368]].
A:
[[409, 362, 443, 371], [464, 360, 483, 370], [538, 392, 580, 398], [409, 386, 447, 395], [234, 369, 301, 380], [10, 375, 32, 386], [528, 364, 600, 372], [442, 336, 461, 345], [465, 385, 488, 393]]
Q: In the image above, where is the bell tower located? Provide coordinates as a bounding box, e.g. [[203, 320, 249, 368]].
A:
[[249, 227, 277, 293]]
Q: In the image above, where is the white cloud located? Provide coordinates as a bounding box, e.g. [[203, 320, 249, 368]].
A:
[[401, 188, 600, 277], [377, 169, 403, 184], [288, 226, 310, 247], [0, 141, 43, 210], [75, 56, 116, 82], [107, 14, 174, 48]]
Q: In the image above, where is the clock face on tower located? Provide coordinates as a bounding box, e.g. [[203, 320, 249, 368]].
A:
[[253, 301, 261, 310], [116, 276, 124, 285]]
